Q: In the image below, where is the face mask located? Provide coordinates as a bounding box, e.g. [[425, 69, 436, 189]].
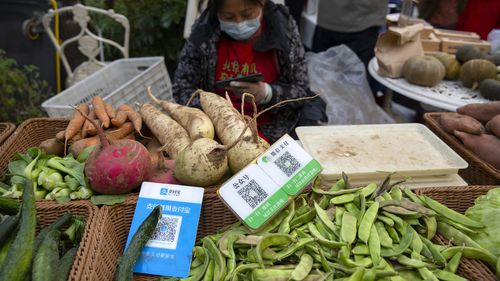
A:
[[219, 13, 261, 41]]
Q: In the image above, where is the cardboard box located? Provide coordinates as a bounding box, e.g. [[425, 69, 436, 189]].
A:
[[440, 37, 491, 54], [421, 32, 441, 52], [434, 29, 480, 40], [420, 25, 434, 39]]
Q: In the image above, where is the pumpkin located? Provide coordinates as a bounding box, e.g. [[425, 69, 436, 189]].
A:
[[459, 59, 497, 89], [432, 53, 461, 80], [403, 56, 445, 87], [456, 45, 486, 63], [479, 79, 500, 101]]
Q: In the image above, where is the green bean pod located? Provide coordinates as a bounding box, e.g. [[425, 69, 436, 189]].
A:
[[358, 202, 379, 244], [290, 254, 313, 281], [421, 196, 484, 228]]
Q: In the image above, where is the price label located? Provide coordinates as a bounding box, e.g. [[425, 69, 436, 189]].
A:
[[219, 134, 321, 230]]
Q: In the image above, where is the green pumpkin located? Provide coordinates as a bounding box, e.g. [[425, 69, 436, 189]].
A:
[[403, 56, 445, 87], [432, 53, 461, 80], [486, 54, 500, 66], [459, 59, 497, 89], [479, 79, 500, 101], [456, 45, 486, 63]]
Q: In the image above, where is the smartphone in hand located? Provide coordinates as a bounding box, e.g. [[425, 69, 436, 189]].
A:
[[215, 73, 264, 88]]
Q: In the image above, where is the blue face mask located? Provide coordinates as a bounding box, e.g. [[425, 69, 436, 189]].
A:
[[219, 13, 261, 41]]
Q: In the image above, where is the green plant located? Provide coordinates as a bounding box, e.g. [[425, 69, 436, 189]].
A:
[[84, 0, 187, 73], [0, 49, 51, 124]]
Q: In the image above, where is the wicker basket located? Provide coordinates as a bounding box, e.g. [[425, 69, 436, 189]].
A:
[[416, 185, 498, 281], [0, 122, 15, 147], [82, 185, 237, 281], [424, 113, 500, 185], [35, 200, 99, 281], [0, 118, 69, 176]]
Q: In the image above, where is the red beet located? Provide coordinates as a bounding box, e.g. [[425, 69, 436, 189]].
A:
[[83, 115, 150, 194], [144, 156, 179, 184]]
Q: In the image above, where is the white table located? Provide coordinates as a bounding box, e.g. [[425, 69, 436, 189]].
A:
[[368, 58, 489, 111]]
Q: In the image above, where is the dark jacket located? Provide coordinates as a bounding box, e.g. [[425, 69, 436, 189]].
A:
[[172, 1, 324, 142]]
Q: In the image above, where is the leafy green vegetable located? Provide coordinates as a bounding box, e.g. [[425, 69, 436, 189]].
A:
[[466, 188, 500, 257], [47, 155, 87, 188], [76, 146, 96, 163], [90, 194, 127, 206]]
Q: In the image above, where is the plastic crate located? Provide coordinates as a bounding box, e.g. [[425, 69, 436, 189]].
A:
[[42, 57, 172, 118]]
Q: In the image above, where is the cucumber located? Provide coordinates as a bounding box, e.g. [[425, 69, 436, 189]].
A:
[[0, 197, 20, 215], [0, 215, 19, 247], [115, 205, 161, 281], [32, 230, 60, 281], [0, 179, 36, 281], [35, 213, 71, 254], [54, 246, 78, 281]]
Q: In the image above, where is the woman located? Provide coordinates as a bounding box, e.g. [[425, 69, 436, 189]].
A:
[[173, 0, 324, 143]]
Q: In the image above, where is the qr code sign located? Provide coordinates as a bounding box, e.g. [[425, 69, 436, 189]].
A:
[[237, 179, 269, 209], [273, 151, 301, 177], [147, 214, 182, 250]]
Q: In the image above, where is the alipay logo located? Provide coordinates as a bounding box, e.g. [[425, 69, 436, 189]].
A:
[[160, 188, 168, 195]]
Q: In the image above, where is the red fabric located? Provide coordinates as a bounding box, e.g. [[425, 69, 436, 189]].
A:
[[215, 25, 278, 142], [456, 0, 500, 40]]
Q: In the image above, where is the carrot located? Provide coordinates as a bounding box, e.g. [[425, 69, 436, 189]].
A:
[[69, 122, 134, 156], [81, 110, 96, 138], [139, 104, 190, 159], [125, 110, 142, 136], [39, 138, 65, 156], [111, 110, 128, 127], [65, 103, 89, 142], [92, 96, 110, 128], [56, 130, 65, 142], [105, 102, 116, 119]]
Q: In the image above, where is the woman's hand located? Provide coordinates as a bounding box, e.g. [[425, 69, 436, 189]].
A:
[[226, 81, 272, 104]]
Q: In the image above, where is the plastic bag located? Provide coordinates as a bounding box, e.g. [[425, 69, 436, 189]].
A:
[[307, 45, 394, 124], [488, 29, 500, 54]]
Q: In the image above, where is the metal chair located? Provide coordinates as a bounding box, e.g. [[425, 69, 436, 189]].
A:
[[42, 4, 130, 87]]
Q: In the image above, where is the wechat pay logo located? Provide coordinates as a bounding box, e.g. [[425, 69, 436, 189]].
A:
[[261, 156, 270, 163], [160, 188, 168, 195]]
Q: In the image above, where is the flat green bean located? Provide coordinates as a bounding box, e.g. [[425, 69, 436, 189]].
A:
[[251, 269, 293, 281], [191, 246, 205, 268], [423, 216, 437, 240], [441, 246, 497, 269], [358, 202, 379, 244], [385, 225, 400, 243], [313, 186, 363, 197], [235, 235, 261, 246], [335, 207, 345, 227], [410, 228, 423, 254], [421, 196, 484, 228], [396, 254, 427, 268], [440, 216, 480, 235], [185, 247, 209, 281], [402, 187, 424, 205], [344, 203, 360, 217], [361, 267, 376, 281], [382, 192, 392, 201], [307, 223, 345, 249], [341, 212, 357, 245], [417, 267, 438, 281], [437, 222, 485, 250], [420, 236, 446, 266], [389, 186, 402, 201], [203, 261, 214, 281], [256, 234, 294, 267], [380, 212, 403, 229], [290, 209, 317, 229], [331, 193, 358, 205], [360, 183, 378, 197], [330, 179, 346, 192], [375, 222, 393, 248], [314, 202, 337, 236], [203, 237, 226, 281], [444, 250, 462, 274], [381, 226, 413, 257], [352, 244, 369, 255], [218, 231, 240, 258], [433, 269, 467, 281], [377, 215, 394, 227], [369, 226, 381, 265], [346, 267, 364, 281], [257, 210, 289, 234], [275, 237, 315, 261], [379, 199, 435, 216], [290, 254, 313, 281], [315, 220, 334, 240], [382, 205, 419, 216], [278, 201, 295, 234]]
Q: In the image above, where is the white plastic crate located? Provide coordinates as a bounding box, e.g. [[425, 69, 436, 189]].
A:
[[42, 57, 172, 117]]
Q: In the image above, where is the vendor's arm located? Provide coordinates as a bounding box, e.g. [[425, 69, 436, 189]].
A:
[[172, 40, 203, 106], [268, 16, 313, 104]]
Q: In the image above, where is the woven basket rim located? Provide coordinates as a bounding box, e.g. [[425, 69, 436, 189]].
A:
[[414, 185, 497, 195], [423, 112, 500, 178], [0, 122, 16, 147], [35, 199, 99, 281]]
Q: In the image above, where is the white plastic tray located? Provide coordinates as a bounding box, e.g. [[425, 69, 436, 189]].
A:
[[296, 123, 468, 182]]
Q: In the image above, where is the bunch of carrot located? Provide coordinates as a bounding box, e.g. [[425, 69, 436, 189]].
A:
[[40, 97, 144, 157]]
